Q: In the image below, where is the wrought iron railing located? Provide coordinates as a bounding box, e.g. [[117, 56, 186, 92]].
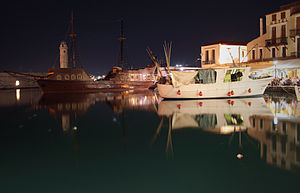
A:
[[265, 37, 287, 47]]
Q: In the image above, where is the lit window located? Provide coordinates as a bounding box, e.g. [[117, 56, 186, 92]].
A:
[[15, 80, 20, 86]]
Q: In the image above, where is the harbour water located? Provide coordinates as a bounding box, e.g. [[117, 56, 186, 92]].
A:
[[0, 88, 299, 193]]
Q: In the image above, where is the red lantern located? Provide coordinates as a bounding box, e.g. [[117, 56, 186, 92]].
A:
[[248, 88, 251, 93], [177, 104, 182, 109], [227, 92, 231, 97], [177, 90, 181, 95], [199, 91, 203, 96], [199, 102, 203, 106], [231, 100, 234, 105], [231, 91, 234, 95], [248, 102, 252, 106], [227, 100, 231, 104]]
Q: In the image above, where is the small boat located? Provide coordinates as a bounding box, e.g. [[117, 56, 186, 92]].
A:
[[36, 14, 156, 93], [157, 66, 273, 99]]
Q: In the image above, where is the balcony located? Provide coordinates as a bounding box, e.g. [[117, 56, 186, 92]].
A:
[[202, 60, 215, 65], [265, 37, 287, 47], [290, 29, 300, 37]]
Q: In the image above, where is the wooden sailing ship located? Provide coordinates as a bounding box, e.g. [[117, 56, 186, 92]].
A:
[[36, 14, 156, 93]]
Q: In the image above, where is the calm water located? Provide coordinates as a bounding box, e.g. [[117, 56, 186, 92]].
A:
[[0, 88, 299, 193]]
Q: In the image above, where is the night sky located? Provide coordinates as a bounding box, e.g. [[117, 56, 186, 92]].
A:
[[0, 0, 294, 75]]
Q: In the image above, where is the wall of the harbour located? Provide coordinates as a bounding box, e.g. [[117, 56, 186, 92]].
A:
[[0, 72, 46, 89]]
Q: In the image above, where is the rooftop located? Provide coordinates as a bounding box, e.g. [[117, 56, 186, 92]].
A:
[[202, 40, 247, 47]]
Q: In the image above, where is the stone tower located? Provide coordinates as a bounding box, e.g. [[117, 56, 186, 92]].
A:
[[59, 41, 68, 68]]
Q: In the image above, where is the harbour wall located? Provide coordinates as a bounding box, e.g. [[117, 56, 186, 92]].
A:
[[0, 72, 47, 89]]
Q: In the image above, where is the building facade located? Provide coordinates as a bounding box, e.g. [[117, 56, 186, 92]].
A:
[[201, 41, 247, 67], [248, 1, 300, 62]]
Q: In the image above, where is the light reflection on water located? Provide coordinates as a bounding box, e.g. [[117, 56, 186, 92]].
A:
[[0, 88, 299, 192]]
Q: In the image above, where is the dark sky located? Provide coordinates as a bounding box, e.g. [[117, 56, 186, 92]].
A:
[[0, 0, 294, 74]]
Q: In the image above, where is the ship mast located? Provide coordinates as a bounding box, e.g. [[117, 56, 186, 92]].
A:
[[69, 11, 76, 68], [118, 18, 126, 68]]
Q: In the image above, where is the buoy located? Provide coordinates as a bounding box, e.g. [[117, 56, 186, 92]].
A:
[[227, 92, 231, 97], [231, 91, 234, 95], [177, 90, 181, 95], [248, 102, 252, 106], [199, 91, 203, 96], [248, 88, 251, 93], [237, 153, 243, 159], [177, 104, 182, 109], [199, 102, 203, 106]]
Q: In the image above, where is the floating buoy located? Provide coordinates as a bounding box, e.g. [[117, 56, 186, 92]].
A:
[[227, 92, 231, 97], [177, 104, 182, 109], [237, 153, 243, 159], [199, 102, 203, 106], [231, 91, 234, 95], [199, 91, 203, 96], [248, 102, 252, 106], [248, 88, 251, 93], [177, 90, 181, 95]]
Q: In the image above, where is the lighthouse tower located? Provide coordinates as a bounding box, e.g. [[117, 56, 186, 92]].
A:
[[59, 41, 68, 68]]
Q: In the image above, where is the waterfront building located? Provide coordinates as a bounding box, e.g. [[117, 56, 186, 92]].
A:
[[201, 40, 247, 68], [247, 1, 300, 77]]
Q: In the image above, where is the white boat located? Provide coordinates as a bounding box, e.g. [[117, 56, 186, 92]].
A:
[[157, 66, 273, 99]]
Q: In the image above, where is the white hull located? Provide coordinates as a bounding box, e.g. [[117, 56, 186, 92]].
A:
[[157, 71, 273, 99]]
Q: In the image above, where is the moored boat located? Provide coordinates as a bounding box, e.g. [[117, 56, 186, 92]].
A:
[[157, 66, 273, 99], [36, 14, 156, 93]]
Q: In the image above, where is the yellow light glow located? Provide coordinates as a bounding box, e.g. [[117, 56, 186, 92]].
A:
[[15, 80, 20, 86], [16, 89, 20, 101]]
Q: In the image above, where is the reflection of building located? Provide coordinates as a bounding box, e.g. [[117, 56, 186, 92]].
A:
[[248, 115, 300, 171], [201, 41, 247, 68]]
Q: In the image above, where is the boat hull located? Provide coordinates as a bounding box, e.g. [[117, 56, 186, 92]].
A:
[[157, 77, 273, 99], [37, 79, 155, 93]]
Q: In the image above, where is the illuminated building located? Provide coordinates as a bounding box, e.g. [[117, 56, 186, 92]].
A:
[[201, 41, 247, 68], [246, 1, 300, 76]]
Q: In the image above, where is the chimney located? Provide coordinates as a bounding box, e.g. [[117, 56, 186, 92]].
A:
[[260, 18, 263, 37]]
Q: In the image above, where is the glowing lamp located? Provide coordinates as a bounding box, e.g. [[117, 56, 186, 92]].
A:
[[237, 154, 243, 159], [15, 80, 20, 86]]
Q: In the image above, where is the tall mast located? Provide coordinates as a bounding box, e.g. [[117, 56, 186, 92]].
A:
[[69, 11, 76, 68], [118, 18, 126, 68]]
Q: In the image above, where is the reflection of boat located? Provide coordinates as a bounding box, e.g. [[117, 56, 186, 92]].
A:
[[157, 97, 273, 134], [157, 66, 273, 99], [36, 14, 156, 93]]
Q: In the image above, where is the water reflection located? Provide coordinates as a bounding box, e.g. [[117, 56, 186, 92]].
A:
[[38, 90, 158, 134], [157, 97, 300, 172]]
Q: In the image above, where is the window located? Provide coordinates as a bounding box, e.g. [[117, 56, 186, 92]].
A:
[[272, 14, 276, 21], [282, 47, 286, 58], [77, 74, 82, 79], [259, 48, 263, 59], [252, 49, 255, 60], [281, 25, 286, 37], [64, 74, 70, 80], [71, 74, 76, 80], [272, 48, 276, 58], [252, 118, 255, 127], [281, 12, 286, 19], [224, 69, 245, 82], [212, 49, 215, 62], [57, 75, 62, 80], [205, 50, 209, 62], [260, 119, 263, 129]]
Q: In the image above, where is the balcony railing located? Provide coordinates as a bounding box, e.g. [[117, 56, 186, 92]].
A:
[[290, 29, 300, 37], [202, 60, 215, 65], [265, 37, 287, 47]]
